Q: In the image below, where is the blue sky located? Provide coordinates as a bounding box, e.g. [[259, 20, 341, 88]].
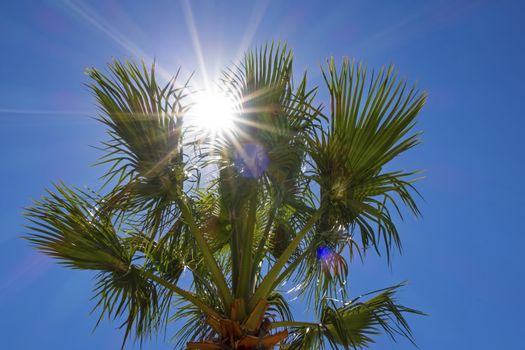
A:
[[1, 0, 524, 349]]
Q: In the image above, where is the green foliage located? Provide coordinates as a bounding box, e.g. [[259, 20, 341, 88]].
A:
[[25, 184, 183, 346], [88, 60, 189, 232], [310, 58, 426, 260], [283, 284, 423, 349], [24, 43, 426, 349]]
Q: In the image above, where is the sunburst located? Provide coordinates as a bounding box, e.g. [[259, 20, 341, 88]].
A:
[[188, 89, 238, 136]]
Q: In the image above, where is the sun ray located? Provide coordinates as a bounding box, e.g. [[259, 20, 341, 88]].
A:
[[62, 0, 173, 82], [0, 108, 90, 115], [232, 0, 270, 65], [181, 0, 210, 90]]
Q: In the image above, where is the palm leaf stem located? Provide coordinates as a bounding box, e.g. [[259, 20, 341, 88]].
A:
[[141, 269, 222, 321], [270, 250, 308, 291], [249, 211, 320, 310], [177, 196, 233, 312], [235, 190, 258, 302], [252, 202, 278, 273]]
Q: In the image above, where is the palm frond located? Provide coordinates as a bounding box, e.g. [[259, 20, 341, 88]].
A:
[[282, 284, 423, 349], [309, 58, 426, 260], [88, 60, 189, 231], [24, 184, 182, 346], [216, 43, 321, 300], [221, 42, 321, 200]]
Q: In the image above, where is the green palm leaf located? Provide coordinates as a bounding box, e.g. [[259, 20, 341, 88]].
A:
[[24, 184, 183, 346], [278, 284, 423, 349], [309, 58, 426, 259], [88, 60, 189, 231]]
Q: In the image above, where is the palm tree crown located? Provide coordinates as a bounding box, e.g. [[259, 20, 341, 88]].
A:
[[25, 42, 426, 349]]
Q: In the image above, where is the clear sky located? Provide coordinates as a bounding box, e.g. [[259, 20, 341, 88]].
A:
[[1, 0, 524, 349]]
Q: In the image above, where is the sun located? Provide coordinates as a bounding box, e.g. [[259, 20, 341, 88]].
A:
[[189, 89, 237, 135]]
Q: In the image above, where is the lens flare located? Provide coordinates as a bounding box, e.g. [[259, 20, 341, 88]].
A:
[[316, 245, 344, 276], [234, 143, 268, 178]]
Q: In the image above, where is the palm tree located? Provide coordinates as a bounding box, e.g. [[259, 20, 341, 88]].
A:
[[25, 43, 426, 349]]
